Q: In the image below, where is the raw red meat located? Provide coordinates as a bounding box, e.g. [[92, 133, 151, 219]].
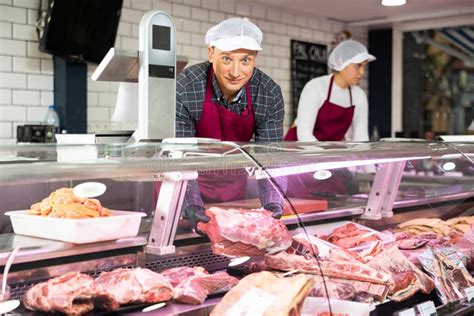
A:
[[174, 271, 239, 304], [197, 207, 292, 257], [161, 266, 205, 287], [321, 223, 380, 249], [95, 268, 173, 309], [23, 272, 115, 315], [265, 252, 391, 285]]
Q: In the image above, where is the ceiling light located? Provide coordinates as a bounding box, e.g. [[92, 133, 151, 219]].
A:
[[381, 0, 406, 6]]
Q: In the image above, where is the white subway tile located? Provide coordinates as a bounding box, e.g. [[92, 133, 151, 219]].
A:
[[279, 80, 290, 93], [271, 22, 287, 35], [131, 0, 152, 11], [235, 2, 250, 17], [117, 22, 132, 37], [0, 122, 12, 137], [132, 24, 139, 37], [200, 22, 212, 34], [331, 22, 344, 33], [0, 138, 15, 144], [301, 28, 312, 40], [182, 44, 200, 59], [279, 35, 290, 46], [0, 5, 26, 23], [201, 0, 218, 10], [28, 74, 52, 90], [87, 92, 98, 106], [219, 1, 234, 14], [41, 59, 53, 74], [287, 25, 300, 38], [280, 58, 290, 70], [250, 4, 265, 19], [273, 69, 286, 81], [172, 4, 191, 18], [209, 10, 225, 23], [26, 106, 47, 123], [13, 89, 40, 105], [0, 88, 11, 104], [176, 30, 191, 44], [308, 18, 321, 30], [272, 46, 286, 58], [152, 1, 172, 13], [88, 107, 110, 122], [27, 41, 50, 58], [98, 92, 117, 107], [0, 0, 13, 5], [121, 8, 143, 24], [88, 79, 110, 92], [0, 72, 26, 89], [13, 0, 39, 9], [109, 82, 119, 93], [191, 33, 203, 46], [0, 21, 11, 38], [281, 12, 294, 25], [121, 37, 138, 50], [122, 0, 132, 9], [182, 20, 200, 32], [184, 0, 201, 7], [13, 57, 40, 73], [319, 20, 332, 32], [266, 7, 280, 22], [0, 105, 26, 120], [257, 20, 271, 33], [312, 31, 325, 43], [0, 38, 26, 56], [40, 90, 53, 106], [0, 56, 12, 71], [27, 8, 36, 25], [200, 47, 208, 60], [192, 7, 208, 21], [295, 15, 308, 28], [265, 33, 279, 46]]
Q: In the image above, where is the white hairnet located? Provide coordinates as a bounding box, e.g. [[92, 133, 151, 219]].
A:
[[328, 40, 376, 71], [205, 18, 263, 51]]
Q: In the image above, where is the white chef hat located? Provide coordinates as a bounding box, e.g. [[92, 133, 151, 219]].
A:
[[328, 40, 376, 71], [205, 18, 263, 52]]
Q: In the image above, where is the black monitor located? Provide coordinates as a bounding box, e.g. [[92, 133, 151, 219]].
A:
[[39, 0, 123, 64]]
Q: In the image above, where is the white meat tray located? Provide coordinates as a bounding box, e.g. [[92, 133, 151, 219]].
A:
[[5, 210, 146, 244], [303, 220, 395, 252], [302, 297, 375, 316]]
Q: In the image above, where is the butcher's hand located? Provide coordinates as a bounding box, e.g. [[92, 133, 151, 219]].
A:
[[264, 203, 283, 219], [184, 205, 210, 235]]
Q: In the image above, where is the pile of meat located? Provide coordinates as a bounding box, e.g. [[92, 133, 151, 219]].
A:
[[23, 266, 238, 315], [319, 223, 380, 249], [197, 207, 292, 257], [29, 188, 110, 218]]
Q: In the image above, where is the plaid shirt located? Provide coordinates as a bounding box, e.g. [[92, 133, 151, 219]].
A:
[[176, 61, 285, 210]]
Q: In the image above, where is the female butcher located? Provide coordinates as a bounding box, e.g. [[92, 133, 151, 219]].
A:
[[285, 40, 375, 142], [284, 40, 376, 198]]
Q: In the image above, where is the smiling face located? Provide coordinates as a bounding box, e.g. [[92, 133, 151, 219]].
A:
[[208, 47, 257, 102], [339, 60, 369, 86]]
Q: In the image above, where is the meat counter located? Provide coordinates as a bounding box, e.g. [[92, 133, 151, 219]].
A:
[[0, 140, 473, 315]]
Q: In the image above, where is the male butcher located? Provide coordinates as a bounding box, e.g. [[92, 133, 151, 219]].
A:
[[175, 18, 286, 232]]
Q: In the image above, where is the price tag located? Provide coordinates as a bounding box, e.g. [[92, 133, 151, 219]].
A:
[[396, 308, 416, 316], [465, 286, 474, 303], [416, 301, 437, 316]]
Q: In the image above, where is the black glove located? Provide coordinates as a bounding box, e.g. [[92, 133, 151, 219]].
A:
[[184, 205, 210, 235], [264, 203, 283, 219]]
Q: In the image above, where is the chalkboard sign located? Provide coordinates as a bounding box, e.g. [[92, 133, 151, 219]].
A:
[[291, 40, 328, 117]]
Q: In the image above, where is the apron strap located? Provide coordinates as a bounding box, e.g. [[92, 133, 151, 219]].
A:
[[328, 74, 354, 106]]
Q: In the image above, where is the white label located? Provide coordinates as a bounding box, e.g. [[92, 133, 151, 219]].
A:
[[465, 286, 474, 303], [227, 287, 275, 316], [416, 301, 437, 316], [397, 308, 416, 316]]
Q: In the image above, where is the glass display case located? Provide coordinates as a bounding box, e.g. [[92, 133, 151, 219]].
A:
[[0, 140, 473, 314]]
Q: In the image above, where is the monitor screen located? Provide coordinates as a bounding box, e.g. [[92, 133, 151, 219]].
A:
[[39, 0, 123, 64], [152, 25, 171, 51]]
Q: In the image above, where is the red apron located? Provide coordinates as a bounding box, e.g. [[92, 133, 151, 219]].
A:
[[285, 75, 355, 198], [195, 67, 255, 202]]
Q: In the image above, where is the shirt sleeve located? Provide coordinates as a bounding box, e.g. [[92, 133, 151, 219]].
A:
[[296, 78, 325, 141], [350, 89, 369, 141], [254, 85, 284, 142], [175, 79, 196, 138]]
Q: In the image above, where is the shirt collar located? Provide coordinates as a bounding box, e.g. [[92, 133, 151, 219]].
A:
[[211, 74, 245, 104]]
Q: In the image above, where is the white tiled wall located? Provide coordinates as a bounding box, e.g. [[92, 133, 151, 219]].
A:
[[0, 0, 368, 144]]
